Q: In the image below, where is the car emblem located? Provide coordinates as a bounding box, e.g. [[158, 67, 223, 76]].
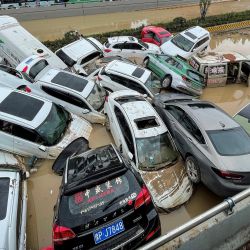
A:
[[127, 200, 133, 206]]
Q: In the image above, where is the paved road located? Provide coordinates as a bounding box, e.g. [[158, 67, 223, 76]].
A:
[[0, 0, 198, 21]]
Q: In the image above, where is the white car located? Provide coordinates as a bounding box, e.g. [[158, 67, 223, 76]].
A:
[[0, 88, 92, 159], [97, 59, 162, 98], [14, 55, 107, 125], [0, 151, 28, 250], [55, 37, 104, 76], [160, 26, 210, 59], [104, 90, 193, 209], [103, 36, 161, 59]]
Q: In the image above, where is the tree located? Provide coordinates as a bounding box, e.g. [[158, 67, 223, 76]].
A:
[[200, 0, 211, 20]]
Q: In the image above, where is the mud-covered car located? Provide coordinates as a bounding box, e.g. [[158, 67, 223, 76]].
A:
[[104, 90, 193, 209], [153, 93, 250, 197], [52, 141, 161, 250], [143, 53, 204, 96]]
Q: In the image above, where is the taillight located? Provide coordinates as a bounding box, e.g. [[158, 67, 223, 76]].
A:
[[182, 75, 187, 81], [25, 86, 31, 93], [145, 226, 160, 241], [22, 66, 28, 73], [104, 49, 112, 53], [53, 224, 76, 245], [134, 185, 152, 209], [97, 75, 102, 81], [105, 96, 109, 102], [212, 168, 243, 180]]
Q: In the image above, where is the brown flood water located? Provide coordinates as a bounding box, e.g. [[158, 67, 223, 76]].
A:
[[27, 31, 250, 249]]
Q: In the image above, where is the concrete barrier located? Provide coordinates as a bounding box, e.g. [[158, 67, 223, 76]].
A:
[[207, 20, 250, 33]]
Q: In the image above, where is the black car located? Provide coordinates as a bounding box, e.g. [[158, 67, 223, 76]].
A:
[[52, 141, 161, 250]]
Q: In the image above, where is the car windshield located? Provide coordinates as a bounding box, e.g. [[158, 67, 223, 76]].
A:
[[207, 127, 250, 156], [0, 178, 9, 220], [171, 34, 194, 52], [138, 39, 149, 49], [86, 84, 106, 111], [29, 59, 48, 79], [187, 70, 204, 83], [161, 36, 172, 44], [136, 132, 178, 170], [36, 104, 70, 146], [144, 72, 161, 95], [234, 104, 250, 135]]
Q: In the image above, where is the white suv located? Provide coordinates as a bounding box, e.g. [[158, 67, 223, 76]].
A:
[[103, 36, 160, 58], [104, 90, 193, 209], [0, 151, 28, 250], [160, 26, 210, 59], [0, 88, 92, 159], [97, 60, 161, 98]]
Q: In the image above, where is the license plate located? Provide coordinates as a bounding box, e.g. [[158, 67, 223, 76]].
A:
[[93, 220, 125, 244]]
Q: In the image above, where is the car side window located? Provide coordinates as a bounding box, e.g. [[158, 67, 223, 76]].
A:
[[130, 43, 143, 50], [153, 34, 161, 43], [109, 74, 128, 87], [128, 80, 148, 95], [113, 43, 123, 49], [114, 106, 135, 157], [41, 86, 89, 109], [193, 36, 209, 50], [0, 120, 12, 134], [12, 124, 44, 144], [166, 105, 205, 144], [80, 52, 100, 65], [144, 32, 154, 38]]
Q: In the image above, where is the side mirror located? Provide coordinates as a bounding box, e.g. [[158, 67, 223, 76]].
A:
[[82, 109, 90, 114], [128, 152, 133, 160], [38, 145, 47, 152]]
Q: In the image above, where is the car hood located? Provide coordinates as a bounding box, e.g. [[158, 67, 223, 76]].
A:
[[147, 43, 161, 52], [219, 153, 250, 172], [139, 158, 193, 209], [160, 41, 189, 58], [48, 114, 92, 158]]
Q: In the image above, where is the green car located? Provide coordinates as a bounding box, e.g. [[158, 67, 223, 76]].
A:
[[143, 53, 205, 96]]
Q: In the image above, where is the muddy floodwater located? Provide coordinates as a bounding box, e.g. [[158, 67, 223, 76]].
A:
[[27, 31, 250, 249]]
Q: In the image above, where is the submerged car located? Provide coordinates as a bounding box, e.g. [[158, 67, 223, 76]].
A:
[[104, 90, 193, 209], [153, 93, 250, 197], [0, 151, 28, 250], [234, 103, 250, 134], [52, 141, 161, 249], [0, 88, 92, 159], [103, 36, 161, 59], [160, 26, 210, 59], [141, 26, 172, 46], [97, 60, 162, 98], [144, 53, 204, 96]]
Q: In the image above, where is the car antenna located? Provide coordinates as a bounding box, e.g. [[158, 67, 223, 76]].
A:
[[219, 121, 226, 129]]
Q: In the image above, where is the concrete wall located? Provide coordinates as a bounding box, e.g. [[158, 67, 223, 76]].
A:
[[0, 0, 198, 21]]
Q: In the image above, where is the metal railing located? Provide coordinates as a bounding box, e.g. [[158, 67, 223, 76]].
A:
[[138, 187, 250, 250]]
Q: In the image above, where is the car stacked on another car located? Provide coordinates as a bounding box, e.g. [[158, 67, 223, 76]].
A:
[[104, 90, 193, 209], [0, 87, 92, 159], [97, 60, 162, 98], [234, 103, 250, 135], [52, 141, 161, 250], [144, 53, 205, 96], [103, 36, 161, 59], [160, 26, 210, 59], [153, 93, 250, 197], [0, 151, 28, 250]]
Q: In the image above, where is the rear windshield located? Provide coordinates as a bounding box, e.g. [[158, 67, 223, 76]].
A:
[[29, 59, 48, 79], [207, 127, 250, 156], [187, 70, 204, 83], [58, 170, 140, 227], [56, 49, 76, 67], [0, 178, 10, 220]]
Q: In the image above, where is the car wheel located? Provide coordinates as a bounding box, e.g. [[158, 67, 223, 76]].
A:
[[162, 75, 172, 89], [185, 155, 201, 184], [105, 116, 110, 131], [143, 58, 149, 68]]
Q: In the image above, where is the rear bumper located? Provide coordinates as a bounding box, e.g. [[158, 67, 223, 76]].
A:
[[175, 84, 202, 96]]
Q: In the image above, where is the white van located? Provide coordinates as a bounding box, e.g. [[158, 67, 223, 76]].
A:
[[0, 16, 67, 69]]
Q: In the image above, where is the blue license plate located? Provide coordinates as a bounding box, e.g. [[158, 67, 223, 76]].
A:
[[93, 219, 125, 244]]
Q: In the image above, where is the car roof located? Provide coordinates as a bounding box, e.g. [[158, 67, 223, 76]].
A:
[[144, 26, 171, 36], [181, 26, 209, 41], [60, 38, 99, 62], [105, 60, 151, 83], [112, 92, 167, 138], [0, 88, 52, 129], [38, 68, 94, 98], [176, 101, 239, 131], [108, 36, 138, 44]]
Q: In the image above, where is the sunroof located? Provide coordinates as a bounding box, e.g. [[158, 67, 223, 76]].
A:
[[185, 32, 197, 40], [188, 103, 215, 109], [51, 72, 88, 92], [0, 92, 44, 121], [134, 116, 159, 130], [132, 67, 145, 78]]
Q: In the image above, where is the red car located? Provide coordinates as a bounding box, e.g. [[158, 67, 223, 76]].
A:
[[141, 26, 172, 46]]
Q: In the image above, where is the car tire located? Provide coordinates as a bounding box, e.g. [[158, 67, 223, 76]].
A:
[[185, 155, 201, 184], [143, 58, 149, 68], [162, 75, 172, 89], [105, 116, 110, 131]]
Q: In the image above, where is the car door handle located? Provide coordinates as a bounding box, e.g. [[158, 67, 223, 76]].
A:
[[187, 137, 193, 142]]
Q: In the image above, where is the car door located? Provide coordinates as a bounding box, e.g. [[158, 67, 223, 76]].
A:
[[129, 43, 145, 58], [142, 31, 154, 44], [111, 43, 123, 57], [0, 120, 14, 153], [12, 124, 48, 158], [108, 74, 130, 92]]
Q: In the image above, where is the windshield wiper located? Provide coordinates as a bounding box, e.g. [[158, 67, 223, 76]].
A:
[[102, 194, 125, 212]]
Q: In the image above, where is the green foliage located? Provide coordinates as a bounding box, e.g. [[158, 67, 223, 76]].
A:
[[43, 10, 250, 52]]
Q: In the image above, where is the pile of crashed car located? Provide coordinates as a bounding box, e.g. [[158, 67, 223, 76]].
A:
[[1, 15, 250, 250]]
